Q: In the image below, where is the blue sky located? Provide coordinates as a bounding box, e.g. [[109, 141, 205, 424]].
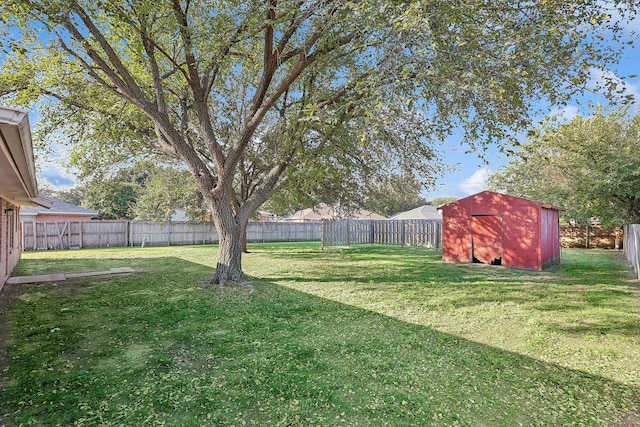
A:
[[35, 8, 640, 202]]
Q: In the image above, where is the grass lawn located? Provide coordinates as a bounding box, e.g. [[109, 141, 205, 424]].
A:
[[1, 243, 639, 426]]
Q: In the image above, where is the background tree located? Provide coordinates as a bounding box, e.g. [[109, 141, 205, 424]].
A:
[[487, 107, 640, 225], [1, 0, 637, 284], [38, 182, 85, 206], [135, 166, 208, 222], [78, 160, 208, 221], [363, 174, 427, 218], [84, 180, 137, 219], [430, 197, 458, 207], [81, 160, 153, 219]]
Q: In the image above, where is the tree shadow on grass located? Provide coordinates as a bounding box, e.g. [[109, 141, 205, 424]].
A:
[[259, 246, 640, 339], [1, 251, 639, 426]]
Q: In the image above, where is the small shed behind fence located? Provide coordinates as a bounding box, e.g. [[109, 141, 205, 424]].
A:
[[438, 191, 562, 271]]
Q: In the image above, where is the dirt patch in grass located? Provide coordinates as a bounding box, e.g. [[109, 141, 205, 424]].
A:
[[199, 276, 257, 296]]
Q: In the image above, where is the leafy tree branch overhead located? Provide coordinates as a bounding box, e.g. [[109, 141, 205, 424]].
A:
[[1, 0, 637, 284]]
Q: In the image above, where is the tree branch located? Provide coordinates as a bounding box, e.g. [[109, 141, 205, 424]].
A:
[[67, 1, 153, 110], [171, 0, 225, 172], [250, 0, 279, 117]]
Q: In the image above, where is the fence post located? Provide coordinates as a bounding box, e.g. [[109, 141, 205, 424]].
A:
[[585, 225, 589, 248], [346, 220, 350, 246], [635, 226, 640, 279], [401, 221, 406, 246]]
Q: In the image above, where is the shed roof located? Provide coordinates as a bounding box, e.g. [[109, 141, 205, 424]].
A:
[[438, 191, 564, 212]]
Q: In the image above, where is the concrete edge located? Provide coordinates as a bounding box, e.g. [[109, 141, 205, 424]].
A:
[[5, 267, 136, 285]]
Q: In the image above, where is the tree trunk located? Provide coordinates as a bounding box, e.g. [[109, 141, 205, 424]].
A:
[[241, 226, 249, 253], [210, 208, 246, 286]]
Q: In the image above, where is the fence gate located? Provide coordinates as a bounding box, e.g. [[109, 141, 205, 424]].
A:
[[22, 221, 82, 250], [321, 220, 373, 247]]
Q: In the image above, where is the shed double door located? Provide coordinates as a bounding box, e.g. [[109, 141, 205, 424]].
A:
[[471, 215, 503, 265]]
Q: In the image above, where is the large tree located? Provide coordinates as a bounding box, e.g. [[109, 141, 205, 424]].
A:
[[1, 1, 636, 284], [487, 108, 640, 226]]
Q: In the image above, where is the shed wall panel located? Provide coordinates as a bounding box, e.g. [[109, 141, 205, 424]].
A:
[[540, 208, 561, 267], [441, 204, 472, 263], [502, 199, 540, 270], [439, 191, 562, 271], [33, 214, 93, 222]]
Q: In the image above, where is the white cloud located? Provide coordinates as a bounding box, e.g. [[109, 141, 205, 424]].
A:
[[587, 67, 640, 107], [458, 168, 491, 196], [602, 1, 640, 35], [38, 161, 77, 190], [548, 105, 581, 122]]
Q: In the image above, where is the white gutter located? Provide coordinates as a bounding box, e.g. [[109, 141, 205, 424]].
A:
[[0, 106, 50, 208]]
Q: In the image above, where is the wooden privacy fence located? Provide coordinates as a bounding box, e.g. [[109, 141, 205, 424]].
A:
[[23, 220, 445, 250], [22, 220, 129, 250], [560, 225, 623, 249], [322, 219, 442, 248], [623, 224, 640, 279], [21, 220, 322, 250]]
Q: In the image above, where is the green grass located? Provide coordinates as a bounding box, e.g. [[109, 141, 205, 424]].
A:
[[1, 243, 639, 426]]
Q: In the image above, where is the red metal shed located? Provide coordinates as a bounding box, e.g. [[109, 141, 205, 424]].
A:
[[437, 191, 562, 271]]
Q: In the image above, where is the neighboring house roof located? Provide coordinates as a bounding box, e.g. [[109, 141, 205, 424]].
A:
[[254, 211, 278, 222], [0, 107, 51, 208], [20, 195, 98, 217], [390, 205, 442, 220], [286, 203, 386, 221]]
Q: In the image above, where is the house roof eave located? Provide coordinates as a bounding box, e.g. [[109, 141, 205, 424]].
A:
[[0, 107, 41, 207]]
